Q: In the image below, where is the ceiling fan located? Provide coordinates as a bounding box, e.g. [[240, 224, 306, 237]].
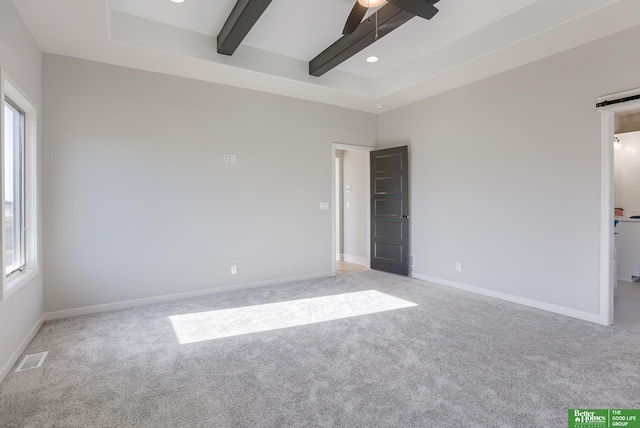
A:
[[343, 0, 439, 35]]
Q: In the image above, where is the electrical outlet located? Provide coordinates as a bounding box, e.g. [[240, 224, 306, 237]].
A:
[[231, 265, 237, 275], [455, 262, 462, 272], [230, 154, 237, 164]]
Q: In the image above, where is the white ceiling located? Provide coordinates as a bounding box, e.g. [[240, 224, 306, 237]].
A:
[[108, 0, 538, 79], [12, 0, 640, 113]]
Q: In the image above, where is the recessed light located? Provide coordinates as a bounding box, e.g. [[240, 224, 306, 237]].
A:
[[376, 104, 384, 109], [170, 0, 185, 3], [366, 56, 379, 63]]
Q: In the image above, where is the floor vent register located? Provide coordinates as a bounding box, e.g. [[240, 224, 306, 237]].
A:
[[15, 351, 49, 372]]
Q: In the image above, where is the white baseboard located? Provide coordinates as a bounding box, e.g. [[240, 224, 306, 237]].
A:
[[336, 253, 343, 261], [0, 315, 44, 385], [342, 254, 367, 266], [43, 271, 333, 321], [410, 272, 603, 325]]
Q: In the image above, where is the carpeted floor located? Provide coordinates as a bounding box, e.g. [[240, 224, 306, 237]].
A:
[[1, 270, 639, 427]]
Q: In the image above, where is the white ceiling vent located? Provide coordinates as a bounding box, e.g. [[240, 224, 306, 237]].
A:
[[15, 351, 49, 372]]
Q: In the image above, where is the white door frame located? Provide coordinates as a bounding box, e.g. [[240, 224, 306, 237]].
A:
[[331, 143, 373, 276], [598, 89, 640, 325]]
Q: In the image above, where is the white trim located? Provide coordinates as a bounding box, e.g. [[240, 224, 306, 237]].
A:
[[333, 143, 373, 152], [597, 88, 640, 105], [43, 271, 333, 321], [342, 254, 367, 266], [410, 272, 602, 324], [3, 268, 39, 301], [600, 110, 615, 326], [335, 156, 342, 264], [331, 143, 373, 277], [596, 90, 640, 326], [0, 69, 40, 301], [0, 315, 43, 384]]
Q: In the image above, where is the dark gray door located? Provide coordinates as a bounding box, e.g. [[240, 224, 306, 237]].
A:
[[370, 146, 409, 276]]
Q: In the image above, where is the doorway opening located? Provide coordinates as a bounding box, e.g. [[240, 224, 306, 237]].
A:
[[599, 90, 640, 328], [609, 108, 640, 334], [332, 144, 372, 276]]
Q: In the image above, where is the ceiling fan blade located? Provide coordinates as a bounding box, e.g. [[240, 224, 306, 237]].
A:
[[386, 0, 439, 20], [342, 1, 368, 35]]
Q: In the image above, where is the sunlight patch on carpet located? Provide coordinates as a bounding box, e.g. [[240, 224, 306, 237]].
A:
[[169, 290, 416, 344]]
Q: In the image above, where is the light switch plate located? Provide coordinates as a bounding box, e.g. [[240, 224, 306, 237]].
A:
[[230, 154, 237, 164], [223, 154, 230, 164], [319, 202, 329, 210]]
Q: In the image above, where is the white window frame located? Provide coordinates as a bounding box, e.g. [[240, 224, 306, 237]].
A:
[[0, 69, 39, 301]]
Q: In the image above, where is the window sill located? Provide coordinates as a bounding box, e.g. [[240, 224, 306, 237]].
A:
[[3, 267, 39, 300]]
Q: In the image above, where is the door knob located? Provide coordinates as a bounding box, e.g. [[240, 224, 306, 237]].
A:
[[401, 215, 410, 219]]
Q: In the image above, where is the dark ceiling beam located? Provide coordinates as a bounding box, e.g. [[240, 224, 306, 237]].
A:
[[309, 4, 413, 77], [309, 0, 440, 77], [217, 0, 272, 56]]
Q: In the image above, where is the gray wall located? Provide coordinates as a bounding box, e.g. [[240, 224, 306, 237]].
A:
[[5, 7, 640, 378], [342, 150, 369, 263], [0, 0, 43, 377], [378, 24, 640, 316], [42, 54, 377, 312]]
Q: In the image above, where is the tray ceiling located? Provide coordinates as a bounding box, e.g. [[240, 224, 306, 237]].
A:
[[12, 0, 640, 112]]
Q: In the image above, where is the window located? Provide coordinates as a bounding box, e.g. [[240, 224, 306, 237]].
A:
[[4, 99, 26, 276], [1, 70, 38, 300]]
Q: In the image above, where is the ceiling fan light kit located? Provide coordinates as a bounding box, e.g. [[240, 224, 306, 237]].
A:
[[357, 0, 386, 7], [217, 0, 439, 76], [343, 0, 439, 37]]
